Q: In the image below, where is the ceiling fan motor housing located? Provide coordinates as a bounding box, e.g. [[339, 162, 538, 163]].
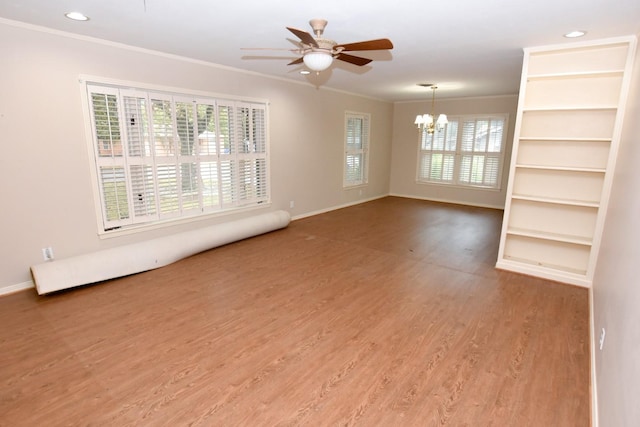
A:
[[313, 38, 338, 54], [309, 18, 328, 37], [280, 18, 393, 70]]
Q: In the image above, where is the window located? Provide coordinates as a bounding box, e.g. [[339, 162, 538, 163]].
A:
[[86, 82, 269, 233], [417, 114, 507, 189], [344, 112, 370, 187]]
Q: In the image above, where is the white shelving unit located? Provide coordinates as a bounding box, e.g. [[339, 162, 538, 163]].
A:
[[496, 37, 637, 287]]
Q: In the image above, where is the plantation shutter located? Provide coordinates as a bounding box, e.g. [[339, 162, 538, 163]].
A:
[[121, 91, 157, 222], [237, 103, 268, 204], [86, 83, 269, 232], [217, 101, 237, 209], [344, 112, 370, 187], [174, 97, 200, 215], [416, 114, 506, 189], [148, 94, 180, 219], [88, 86, 132, 230], [195, 99, 219, 212], [459, 117, 504, 187], [417, 120, 458, 183]]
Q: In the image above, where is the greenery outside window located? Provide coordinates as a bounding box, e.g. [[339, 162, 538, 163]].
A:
[[417, 114, 507, 189], [85, 82, 269, 233]]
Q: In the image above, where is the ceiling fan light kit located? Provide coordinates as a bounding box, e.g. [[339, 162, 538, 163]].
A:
[[244, 18, 393, 73], [303, 51, 333, 71]]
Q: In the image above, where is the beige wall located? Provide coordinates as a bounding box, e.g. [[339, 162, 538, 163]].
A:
[[592, 36, 640, 426], [0, 21, 393, 290], [390, 95, 518, 208], [4, 16, 640, 425]]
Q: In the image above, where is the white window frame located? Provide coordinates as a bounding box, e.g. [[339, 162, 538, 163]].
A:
[[416, 114, 508, 190], [343, 111, 370, 187], [81, 78, 270, 235]]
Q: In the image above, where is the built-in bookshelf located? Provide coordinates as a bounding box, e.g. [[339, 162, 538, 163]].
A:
[[496, 37, 636, 287]]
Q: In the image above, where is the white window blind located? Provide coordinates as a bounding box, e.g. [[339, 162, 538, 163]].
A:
[[417, 114, 507, 189], [86, 83, 269, 232], [344, 112, 370, 187]]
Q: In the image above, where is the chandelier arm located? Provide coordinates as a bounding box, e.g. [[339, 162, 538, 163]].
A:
[[415, 84, 446, 134]]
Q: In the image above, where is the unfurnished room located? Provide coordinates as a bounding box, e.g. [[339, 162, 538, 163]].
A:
[[1, 1, 639, 425]]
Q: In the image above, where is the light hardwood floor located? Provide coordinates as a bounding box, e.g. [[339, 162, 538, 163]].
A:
[[0, 197, 590, 426]]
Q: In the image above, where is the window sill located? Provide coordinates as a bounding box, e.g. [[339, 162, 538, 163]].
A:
[[343, 183, 368, 190], [415, 180, 502, 192], [98, 202, 272, 240]]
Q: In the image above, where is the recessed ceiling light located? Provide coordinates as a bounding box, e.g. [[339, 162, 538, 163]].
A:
[[300, 70, 311, 75], [564, 30, 586, 38], [65, 12, 90, 21]]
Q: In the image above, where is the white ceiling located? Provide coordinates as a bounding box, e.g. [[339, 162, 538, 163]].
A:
[[1, 0, 639, 102]]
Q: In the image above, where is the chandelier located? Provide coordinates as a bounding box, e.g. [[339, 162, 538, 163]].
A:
[[414, 84, 448, 134]]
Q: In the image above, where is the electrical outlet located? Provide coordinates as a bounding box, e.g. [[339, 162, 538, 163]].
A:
[[599, 328, 606, 350], [289, 200, 295, 209], [42, 247, 54, 261]]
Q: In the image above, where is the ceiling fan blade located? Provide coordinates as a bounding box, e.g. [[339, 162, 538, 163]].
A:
[[335, 53, 373, 66], [286, 27, 318, 48], [241, 47, 299, 51], [336, 38, 393, 51], [287, 57, 304, 66]]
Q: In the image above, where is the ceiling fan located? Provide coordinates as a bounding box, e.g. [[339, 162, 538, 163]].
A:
[[244, 19, 393, 72]]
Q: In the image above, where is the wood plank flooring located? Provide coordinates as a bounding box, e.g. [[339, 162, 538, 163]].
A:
[[0, 197, 590, 426]]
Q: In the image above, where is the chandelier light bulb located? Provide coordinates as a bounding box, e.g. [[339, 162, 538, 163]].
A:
[[415, 84, 448, 134]]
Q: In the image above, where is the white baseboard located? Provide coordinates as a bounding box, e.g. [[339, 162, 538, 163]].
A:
[[495, 259, 592, 288], [290, 194, 388, 221], [590, 287, 599, 427], [290, 192, 505, 223], [0, 195, 497, 297], [388, 192, 505, 210], [31, 211, 291, 295], [0, 280, 34, 296]]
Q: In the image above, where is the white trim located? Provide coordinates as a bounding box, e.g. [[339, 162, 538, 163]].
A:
[[78, 77, 104, 235], [343, 111, 371, 188], [290, 195, 388, 221], [590, 287, 599, 427], [414, 179, 503, 192], [79, 75, 269, 105], [415, 113, 509, 190], [0, 280, 34, 296], [496, 39, 532, 277], [495, 259, 591, 288], [389, 192, 504, 210], [497, 36, 637, 288], [524, 35, 637, 55], [31, 211, 290, 294], [99, 203, 272, 239], [82, 81, 271, 235], [396, 93, 519, 105], [583, 37, 637, 283], [0, 194, 501, 296], [290, 193, 504, 224], [0, 17, 389, 103]]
